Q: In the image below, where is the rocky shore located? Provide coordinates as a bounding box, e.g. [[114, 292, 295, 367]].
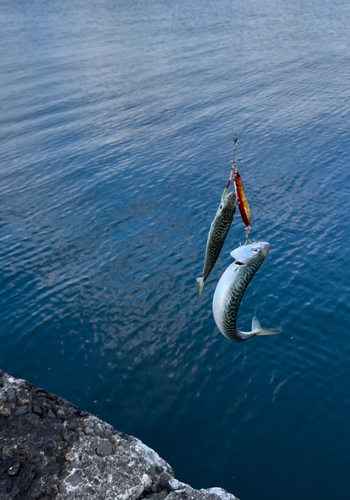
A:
[[0, 370, 238, 500]]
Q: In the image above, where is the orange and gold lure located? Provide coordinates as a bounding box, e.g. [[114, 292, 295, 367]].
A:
[[233, 169, 251, 228], [225, 134, 252, 241]]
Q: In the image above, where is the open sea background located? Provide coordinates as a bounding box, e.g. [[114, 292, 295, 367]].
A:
[[1, 0, 350, 498]]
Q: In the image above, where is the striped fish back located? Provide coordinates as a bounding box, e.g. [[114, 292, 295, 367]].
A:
[[203, 210, 235, 281], [221, 254, 265, 342]]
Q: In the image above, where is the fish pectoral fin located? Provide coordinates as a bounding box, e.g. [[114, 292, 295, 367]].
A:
[[230, 248, 245, 261], [252, 316, 282, 336], [196, 277, 205, 296]]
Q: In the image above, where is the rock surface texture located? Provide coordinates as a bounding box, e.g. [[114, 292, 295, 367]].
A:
[[0, 370, 238, 500]]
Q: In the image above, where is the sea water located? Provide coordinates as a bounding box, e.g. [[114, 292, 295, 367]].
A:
[[1, 1, 350, 499]]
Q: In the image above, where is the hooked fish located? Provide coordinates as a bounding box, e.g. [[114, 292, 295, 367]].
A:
[[233, 169, 251, 228], [197, 191, 237, 295], [212, 241, 282, 342]]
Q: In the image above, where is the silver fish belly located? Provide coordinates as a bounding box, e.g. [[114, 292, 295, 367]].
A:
[[212, 242, 282, 342], [197, 191, 236, 294]]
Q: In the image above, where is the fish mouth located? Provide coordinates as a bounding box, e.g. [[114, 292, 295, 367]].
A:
[[223, 191, 237, 208], [251, 241, 270, 256], [259, 242, 270, 257]]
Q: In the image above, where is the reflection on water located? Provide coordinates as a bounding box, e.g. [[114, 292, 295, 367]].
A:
[[1, 1, 350, 499]]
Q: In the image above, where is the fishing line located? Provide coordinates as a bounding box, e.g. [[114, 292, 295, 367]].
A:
[[221, 133, 238, 200]]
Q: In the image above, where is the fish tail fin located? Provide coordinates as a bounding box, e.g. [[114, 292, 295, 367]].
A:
[[252, 316, 282, 336], [196, 277, 205, 296]]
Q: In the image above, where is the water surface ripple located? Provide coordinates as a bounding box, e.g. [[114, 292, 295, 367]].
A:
[[1, 1, 350, 499]]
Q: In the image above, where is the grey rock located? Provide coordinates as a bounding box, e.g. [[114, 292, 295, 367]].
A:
[[82, 459, 93, 468], [91, 438, 99, 449], [147, 465, 163, 479], [0, 369, 239, 500], [158, 492, 168, 500], [66, 420, 78, 431], [145, 492, 168, 500], [7, 462, 21, 476], [7, 387, 16, 404], [65, 473, 81, 486], [46, 463, 61, 475], [29, 488, 42, 499], [96, 439, 114, 457], [159, 472, 171, 488], [32, 404, 44, 415], [58, 483, 66, 494], [66, 407, 78, 415], [25, 413, 40, 424], [14, 405, 28, 416], [10, 486, 21, 498], [63, 432, 75, 443], [98, 485, 107, 497]]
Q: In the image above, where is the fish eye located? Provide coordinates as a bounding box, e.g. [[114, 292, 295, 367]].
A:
[[219, 205, 223, 210], [251, 248, 259, 252]]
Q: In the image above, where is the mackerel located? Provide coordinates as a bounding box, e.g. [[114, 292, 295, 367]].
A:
[[212, 241, 282, 342], [197, 191, 236, 295]]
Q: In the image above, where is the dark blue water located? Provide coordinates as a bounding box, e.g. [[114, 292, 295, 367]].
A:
[[1, 1, 350, 498]]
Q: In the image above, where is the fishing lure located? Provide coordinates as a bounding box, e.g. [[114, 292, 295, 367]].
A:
[[233, 168, 251, 229]]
